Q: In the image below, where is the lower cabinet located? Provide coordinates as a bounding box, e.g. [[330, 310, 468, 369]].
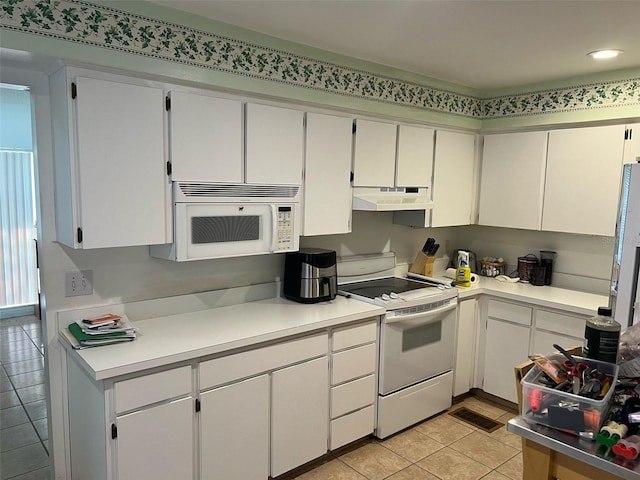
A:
[[200, 375, 270, 480], [116, 397, 194, 480], [271, 357, 329, 476], [66, 320, 382, 480], [454, 298, 478, 396], [481, 298, 593, 404]]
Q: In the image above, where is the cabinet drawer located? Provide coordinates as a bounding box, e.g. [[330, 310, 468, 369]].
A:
[[536, 309, 586, 338], [332, 320, 377, 351], [114, 366, 191, 413], [330, 405, 375, 450], [331, 343, 377, 385], [331, 374, 376, 419], [200, 333, 328, 389], [487, 299, 532, 326]]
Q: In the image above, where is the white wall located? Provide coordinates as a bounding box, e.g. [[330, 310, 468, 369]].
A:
[[463, 225, 613, 294]]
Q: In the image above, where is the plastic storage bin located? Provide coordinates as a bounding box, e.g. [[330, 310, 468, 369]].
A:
[[521, 353, 619, 438]]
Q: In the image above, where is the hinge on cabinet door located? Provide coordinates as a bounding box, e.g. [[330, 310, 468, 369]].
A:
[[111, 424, 117, 439], [165, 96, 171, 111], [195, 399, 201, 413], [166, 161, 172, 176], [71, 82, 77, 99], [625, 129, 630, 140], [76, 228, 83, 244], [352, 122, 357, 134], [350, 171, 354, 183]]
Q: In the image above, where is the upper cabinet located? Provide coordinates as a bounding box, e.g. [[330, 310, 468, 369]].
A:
[[542, 125, 626, 236], [478, 131, 547, 230], [352, 119, 397, 187], [624, 123, 640, 165], [396, 125, 434, 188], [431, 131, 476, 227], [352, 119, 433, 188], [168, 90, 243, 183], [245, 103, 304, 185], [50, 68, 170, 249], [303, 113, 353, 236]]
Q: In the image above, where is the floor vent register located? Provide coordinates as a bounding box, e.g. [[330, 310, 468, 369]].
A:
[[448, 407, 504, 433]]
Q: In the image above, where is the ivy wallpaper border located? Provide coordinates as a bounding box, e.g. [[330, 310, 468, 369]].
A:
[[1, 0, 639, 120]]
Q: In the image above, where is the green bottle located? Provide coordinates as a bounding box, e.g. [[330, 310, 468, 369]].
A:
[[584, 307, 620, 363]]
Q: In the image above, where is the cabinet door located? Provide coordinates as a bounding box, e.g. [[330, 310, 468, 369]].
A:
[[432, 131, 476, 227], [532, 329, 583, 357], [200, 375, 269, 480], [624, 123, 640, 165], [483, 318, 530, 403], [352, 119, 397, 187], [245, 103, 304, 185], [454, 299, 477, 397], [115, 397, 193, 480], [74, 76, 167, 248], [479, 131, 547, 230], [271, 356, 329, 477], [303, 113, 353, 236], [396, 125, 434, 188], [542, 125, 626, 236], [168, 90, 242, 183]]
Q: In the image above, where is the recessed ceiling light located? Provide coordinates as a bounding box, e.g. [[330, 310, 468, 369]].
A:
[[587, 49, 624, 59]]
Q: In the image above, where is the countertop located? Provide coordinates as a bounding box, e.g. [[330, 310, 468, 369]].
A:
[[508, 416, 640, 479], [445, 275, 608, 316], [60, 295, 384, 381]]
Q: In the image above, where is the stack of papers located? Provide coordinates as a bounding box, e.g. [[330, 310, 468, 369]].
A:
[[64, 314, 137, 349]]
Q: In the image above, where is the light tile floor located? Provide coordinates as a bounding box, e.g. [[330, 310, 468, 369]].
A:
[[0, 316, 50, 480], [296, 396, 523, 480]]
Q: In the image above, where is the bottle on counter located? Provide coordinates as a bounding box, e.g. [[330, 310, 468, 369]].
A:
[[584, 307, 621, 363], [456, 251, 471, 288]]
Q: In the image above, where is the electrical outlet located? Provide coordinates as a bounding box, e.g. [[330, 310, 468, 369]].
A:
[[65, 270, 93, 297]]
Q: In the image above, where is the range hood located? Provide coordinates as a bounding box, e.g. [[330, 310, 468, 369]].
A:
[[352, 187, 432, 211]]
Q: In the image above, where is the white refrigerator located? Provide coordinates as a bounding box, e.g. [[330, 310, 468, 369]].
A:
[[611, 162, 640, 328]]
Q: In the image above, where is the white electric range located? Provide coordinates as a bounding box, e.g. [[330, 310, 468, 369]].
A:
[[337, 253, 458, 438]]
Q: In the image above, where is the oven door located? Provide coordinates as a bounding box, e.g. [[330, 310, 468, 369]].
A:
[[379, 301, 456, 395]]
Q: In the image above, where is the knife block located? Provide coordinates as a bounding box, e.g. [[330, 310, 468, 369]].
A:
[[409, 251, 435, 277]]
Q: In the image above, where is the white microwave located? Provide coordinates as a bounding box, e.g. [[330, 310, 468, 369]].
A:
[[150, 183, 300, 261]]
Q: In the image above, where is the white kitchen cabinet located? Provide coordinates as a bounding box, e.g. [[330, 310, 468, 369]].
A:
[[454, 298, 477, 397], [303, 113, 353, 235], [531, 308, 587, 355], [352, 119, 397, 187], [271, 356, 329, 477], [167, 90, 243, 183], [66, 361, 194, 480], [329, 320, 378, 450], [624, 123, 640, 165], [245, 103, 304, 185], [396, 125, 434, 188], [50, 67, 170, 248], [542, 125, 626, 236], [431, 130, 476, 227], [478, 131, 548, 230], [200, 375, 269, 480], [482, 299, 532, 403], [116, 397, 194, 480]]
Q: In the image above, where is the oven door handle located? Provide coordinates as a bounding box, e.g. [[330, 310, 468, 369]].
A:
[[385, 301, 456, 325]]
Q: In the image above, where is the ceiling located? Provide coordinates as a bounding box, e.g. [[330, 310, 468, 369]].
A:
[[150, 0, 640, 91]]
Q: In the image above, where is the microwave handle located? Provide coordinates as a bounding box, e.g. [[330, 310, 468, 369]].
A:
[[270, 204, 278, 252]]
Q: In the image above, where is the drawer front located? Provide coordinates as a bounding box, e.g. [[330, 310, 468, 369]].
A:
[[200, 333, 328, 390], [331, 374, 376, 419], [487, 299, 532, 326], [330, 405, 375, 450], [332, 320, 377, 351], [536, 309, 586, 338], [331, 343, 377, 385], [114, 365, 191, 413]]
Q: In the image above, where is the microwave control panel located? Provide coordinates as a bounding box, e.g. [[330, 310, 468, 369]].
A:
[[275, 205, 295, 251]]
